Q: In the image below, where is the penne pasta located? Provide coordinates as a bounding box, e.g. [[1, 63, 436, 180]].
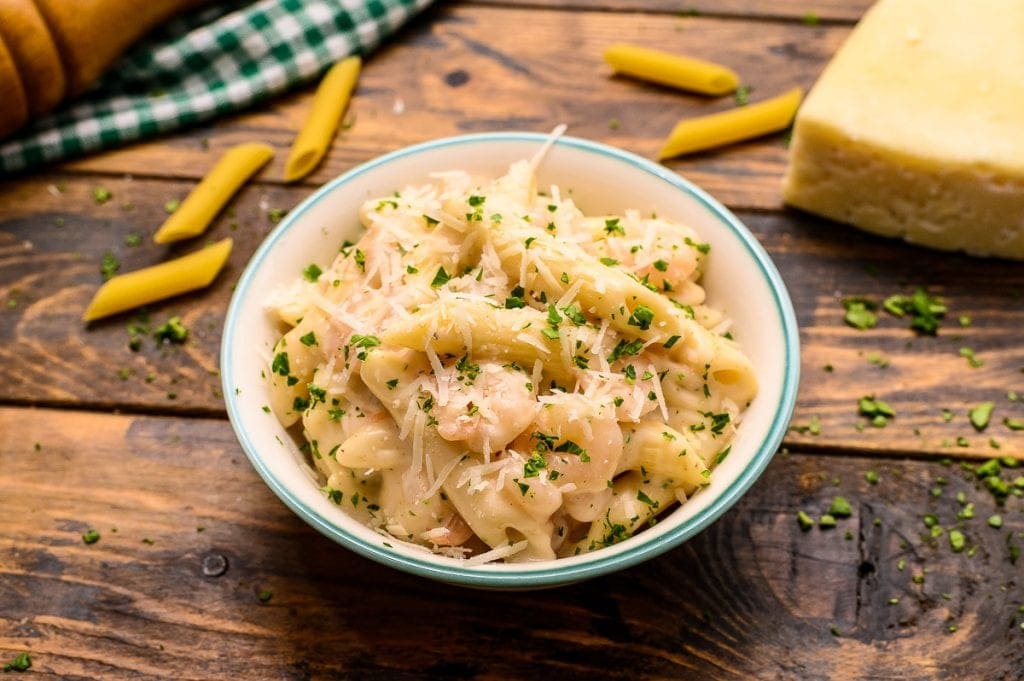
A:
[[283, 56, 362, 183], [153, 143, 273, 244], [381, 298, 578, 387], [604, 43, 740, 96], [82, 238, 232, 321], [658, 87, 803, 160]]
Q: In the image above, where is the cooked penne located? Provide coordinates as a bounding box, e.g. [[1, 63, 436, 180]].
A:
[[153, 143, 273, 244], [283, 56, 362, 183], [82, 238, 233, 322], [658, 87, 804, 159], [621, 423, 709, 491], [604, 43, 740, 96], [381, 298, 578, 386]]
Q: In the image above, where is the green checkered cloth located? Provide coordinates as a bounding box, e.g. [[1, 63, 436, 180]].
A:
[[0, 0, 431, 175]]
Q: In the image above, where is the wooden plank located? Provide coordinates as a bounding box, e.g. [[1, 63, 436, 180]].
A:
[[472, 0, 869, 23], [51, 5, 848, 211], [4, 175, 1024, 459], [1, 407, 1021, 679]]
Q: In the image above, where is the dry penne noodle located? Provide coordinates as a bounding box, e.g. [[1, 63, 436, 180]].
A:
[[658, 87, 803, 160], [153, 143, 273, 244], [82, 238, 233, 321], [604, 43, 739, 96], [283, 56, 362, 182]]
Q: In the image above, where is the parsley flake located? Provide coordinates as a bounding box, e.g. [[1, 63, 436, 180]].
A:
[[430, 266, 451, 288], [303, 263, 323, 282]]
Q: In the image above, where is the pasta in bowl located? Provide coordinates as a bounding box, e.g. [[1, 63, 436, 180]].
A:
[[223, 133, 798, 587]]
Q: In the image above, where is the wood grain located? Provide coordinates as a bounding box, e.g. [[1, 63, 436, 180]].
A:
[[3, 175, 1024, 459], [1, 407, 1021, 679], [50, 4, 847, 211], [473, 0, 869, 22]]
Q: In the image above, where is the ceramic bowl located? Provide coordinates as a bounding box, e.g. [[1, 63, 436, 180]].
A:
[[222, 132, 799, 589]]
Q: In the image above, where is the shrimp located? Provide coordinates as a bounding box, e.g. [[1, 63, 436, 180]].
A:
[[583, 214, 707, 305], [434, 360, 538, 457], [511, 393, 624, 523]]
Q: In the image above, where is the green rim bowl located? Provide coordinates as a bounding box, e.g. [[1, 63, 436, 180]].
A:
[[222, 132, 800, 589]]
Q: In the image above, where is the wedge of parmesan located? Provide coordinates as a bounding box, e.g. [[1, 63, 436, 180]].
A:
[[782, 0, 1024, 259]]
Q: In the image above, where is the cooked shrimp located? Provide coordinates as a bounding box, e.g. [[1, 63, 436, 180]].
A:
[[434, 360, 538, 456], [512, 394, 623, 498]]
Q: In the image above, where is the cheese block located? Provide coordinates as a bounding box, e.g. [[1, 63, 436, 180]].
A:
[[782, 0, 1024, 259]]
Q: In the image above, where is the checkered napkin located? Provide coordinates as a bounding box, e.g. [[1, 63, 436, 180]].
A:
[[0, 0, 432, 175]]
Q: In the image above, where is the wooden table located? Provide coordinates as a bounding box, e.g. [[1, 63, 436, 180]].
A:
[[2, 1, 1022, 678]]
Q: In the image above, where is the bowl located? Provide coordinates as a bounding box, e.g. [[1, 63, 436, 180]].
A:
[[222, 132, 799, 589]]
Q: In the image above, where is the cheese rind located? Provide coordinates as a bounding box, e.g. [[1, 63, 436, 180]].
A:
[[782, 0, 1024, 259]]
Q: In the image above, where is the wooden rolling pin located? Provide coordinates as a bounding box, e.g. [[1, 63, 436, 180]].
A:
[[0, 0, 213, 140]]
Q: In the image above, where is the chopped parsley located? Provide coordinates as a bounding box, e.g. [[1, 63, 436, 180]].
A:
[[959, 346, 983, 368], [268, 208, 287, 223], [353, 249, 366, 271], [385, 378, 399, 390], [604, 217, 625, 236], [734, 84, 752, 106], [82, 529, 101, 544], [3, 653, 31, 673], [541, 304, 562, 340], [430, 266, 451, 288], [608, 338, 644, 362], [859, 396, 895, 425], [1004, 417, 1024, 431], [307, 384, 327, 403], [350, 334, 380, 349], [653, 259, 669, 272], [468, 195, 486, 207], [302, 263, 323, 282], [423, 215, 439, 227], [828, 496, 852, 518], [627, 304, 655, 330], [100, 252, 120, 280], [503, 285, 527, 307], [299, 331, 317, 346], [164, 198, 180, 213], [92, 186, 112, 204], [554, 440, 591, 462], [637, 490, 659, 509], [154, 316, 188, 344], [124, 232, 142, 247], [272, 352, 290, 376], [842, 297, 877, 330], [797, 511, 814, 531], [523, 452, 548, 478], [684, 236, 711, 255], [969, 402, 994, 431], [663, 335, 681, 349], [599, 257, 619, 267], [561, 304, 586, 326], [883, 288, 946, 335]]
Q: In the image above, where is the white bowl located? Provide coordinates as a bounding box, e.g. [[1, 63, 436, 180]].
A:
[[222, 132, 799, 588]]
